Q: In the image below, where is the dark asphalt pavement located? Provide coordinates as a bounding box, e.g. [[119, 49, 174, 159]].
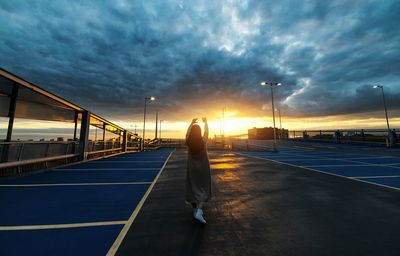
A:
[[116, 149, 400, 256]]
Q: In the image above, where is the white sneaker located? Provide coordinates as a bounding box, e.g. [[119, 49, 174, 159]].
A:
[[194, 208, 206, 224]]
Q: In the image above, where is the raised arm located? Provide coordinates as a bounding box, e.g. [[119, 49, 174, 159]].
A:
[[202, 117, 209, 142], [186, 118, 197, 141]]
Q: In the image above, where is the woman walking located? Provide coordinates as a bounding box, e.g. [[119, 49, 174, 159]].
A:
[[185, 117, 211, 224]]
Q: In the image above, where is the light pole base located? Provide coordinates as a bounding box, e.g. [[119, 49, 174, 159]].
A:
[[272, 142, 279, 153]]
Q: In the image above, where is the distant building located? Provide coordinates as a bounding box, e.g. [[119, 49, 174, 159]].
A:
[[248, 127, 288, 140]]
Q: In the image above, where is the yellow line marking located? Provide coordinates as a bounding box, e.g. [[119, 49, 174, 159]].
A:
[[0, 182, 151, 187], [106, 149, 175, 256], [0, 221, 127, 231]]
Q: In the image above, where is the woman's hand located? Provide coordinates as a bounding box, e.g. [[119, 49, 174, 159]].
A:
[[192, 118, 198, 123]]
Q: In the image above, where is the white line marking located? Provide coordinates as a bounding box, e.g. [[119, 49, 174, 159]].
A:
[[236, 152, 400, 191], [293, 146, 315, 150], [113, 157, 169, 159], [106, 149, 175, 256], [92, 161, 165, 163], [258, 149, 400, 169], [0, 220, 127, 231], [352, 175, 400, 179], [346, 156, 394, 159], [326, 159, 400, 169], [54, 168, 159, 171], [281, 144, 399, 158], [283, 159, 359, 163], [258, 158, 323, 160], [303, 164, 368, 167], [0, 182, 152, 187], [314, 146, 337, 149]]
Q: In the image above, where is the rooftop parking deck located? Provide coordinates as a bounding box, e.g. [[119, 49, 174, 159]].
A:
[[0, 144, 399, 255], [117, 147, 400, 256]]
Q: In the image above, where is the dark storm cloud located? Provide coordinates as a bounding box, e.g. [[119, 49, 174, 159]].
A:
[[0, 0, 399, 121]]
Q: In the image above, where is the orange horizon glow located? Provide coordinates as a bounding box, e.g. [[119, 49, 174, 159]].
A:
[[2, 112, 399, 140], [114, 113, 400, 139]]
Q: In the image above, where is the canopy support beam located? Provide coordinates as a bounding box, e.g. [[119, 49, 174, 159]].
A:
[[2, 83, 19, 163]]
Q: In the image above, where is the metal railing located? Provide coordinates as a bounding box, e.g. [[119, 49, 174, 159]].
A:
[[0, 141, 80, 176], [289, 129, 399, 146], [159, 138, 185, 147], [0, 141, 79, 163], [127, 140, 141, 151], [86, 140, 123, 159], [87, 141, 121, 152], [208, 137, 274, 151], [0, 68, 143, 176]]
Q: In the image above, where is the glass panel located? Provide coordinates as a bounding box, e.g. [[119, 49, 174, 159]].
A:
[[15, 100, 75, 122], [9, 118, 77, 141], [0, 76, 13, 95], [0, 117, 8, 141], [89, 115, 103, 127], [0, 95, 9, 117]]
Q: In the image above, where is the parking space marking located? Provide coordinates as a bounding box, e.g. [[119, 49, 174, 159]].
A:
[[54, 168, 159, 171], [303, 164, 369, 167], [0, 147, 176, 256], [96, 161, 166, 163], [293, 146, 315, 150], [111, 156, 169, 158], [352, 175, 400, 179], [236, 149, 400, 191], [270, 149, 400, 169], [0, 182, 152, 187], [0, 221, 126, 231], [106, 149, 175, 256]]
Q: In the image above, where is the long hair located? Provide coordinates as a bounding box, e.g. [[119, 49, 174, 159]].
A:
[[187, 124, 204, 155]]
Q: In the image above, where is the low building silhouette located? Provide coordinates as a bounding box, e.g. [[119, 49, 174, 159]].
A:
[[248, 127, 288, 140]]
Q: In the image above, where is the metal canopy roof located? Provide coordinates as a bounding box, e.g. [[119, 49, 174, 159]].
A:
[[0, 68, 136, 137], [0, 68, 83, 112]]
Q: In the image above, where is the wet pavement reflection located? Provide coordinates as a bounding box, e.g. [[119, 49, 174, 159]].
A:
[[209, 153, 243, 170], [117, 149, 400, 256]]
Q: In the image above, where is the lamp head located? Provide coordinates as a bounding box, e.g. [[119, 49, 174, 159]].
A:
[[373, 85, 381, 89], [150, 96, 156, 101], [261, 81, 282, 86]]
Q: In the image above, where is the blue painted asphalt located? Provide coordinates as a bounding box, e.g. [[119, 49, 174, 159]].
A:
[[0, 147, 174, 256], [239, 145, 400, 189], [0, 225, 122, 256], [351, 157, 400, 165], [277, 159, 365, 166], [63, 161, 165, 169], [0, 184, 149, 225], [0, 170, 159, 184], [314, 166, 400, 177], [283, 140, 400, 151], [359, 177, 400, 188]]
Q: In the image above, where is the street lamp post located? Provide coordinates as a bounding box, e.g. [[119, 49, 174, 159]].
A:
[[373, 85, 390, 131], [222, 106, 226, 137], [142, 96, 155, 151], [260, 81, 282, 152], [279, 109, 282, 131], [155, 110, 158, 140], [276, 108, 282, 139], [159, 119, 164, 143]]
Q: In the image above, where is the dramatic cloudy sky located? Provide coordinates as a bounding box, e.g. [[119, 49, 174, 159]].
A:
[[0, 0, 399, 135]]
